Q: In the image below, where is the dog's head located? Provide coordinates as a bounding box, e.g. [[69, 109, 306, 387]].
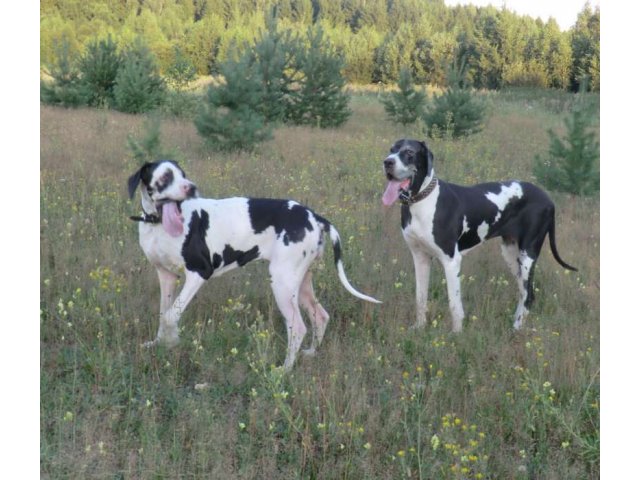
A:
[[382, 139, 434, 206], [127, 160, 197, 236]]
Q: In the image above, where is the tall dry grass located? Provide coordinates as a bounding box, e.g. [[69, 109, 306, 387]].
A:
[[41, 90, 599, 479]]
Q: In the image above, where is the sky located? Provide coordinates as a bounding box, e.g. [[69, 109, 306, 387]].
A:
[[443, 0, 600, 31]]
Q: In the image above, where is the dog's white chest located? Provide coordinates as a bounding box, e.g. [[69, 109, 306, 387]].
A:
[[401, 189, 441, 255], [139, 223, 185, 274]]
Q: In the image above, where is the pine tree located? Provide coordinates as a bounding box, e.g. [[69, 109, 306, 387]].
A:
[[78, 35, 122, 107], [194, 55, 273, 151], [40, 37, 89, 107], [533, 81, 599, 196], [286, 26, 350, 128], [113, 39, 166, 114], [422, 58, 486, 138], [166, 45, 197, 91], [381, 66, 427, 125], [245, 17, 302, 124], [127, 115, 177, 164]]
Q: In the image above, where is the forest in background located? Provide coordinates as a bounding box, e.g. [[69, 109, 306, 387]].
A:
[[40, 0, 600, 91]]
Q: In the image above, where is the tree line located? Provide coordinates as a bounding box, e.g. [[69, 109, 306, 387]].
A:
[[40, 0, 599, 91]]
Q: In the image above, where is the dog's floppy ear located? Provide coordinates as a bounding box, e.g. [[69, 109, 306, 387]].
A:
[[127, 169, 142, 200], [419, 140, 434, 170], [127, 163, 152, 199]]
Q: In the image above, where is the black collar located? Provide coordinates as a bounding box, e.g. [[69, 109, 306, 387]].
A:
[[399, 176, 438, 206], [129, 210, 161, 224]]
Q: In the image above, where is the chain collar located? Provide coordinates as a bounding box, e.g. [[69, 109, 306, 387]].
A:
[[399, 176, 438, 206]]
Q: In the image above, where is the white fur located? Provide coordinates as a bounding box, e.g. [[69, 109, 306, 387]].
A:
[[485, 182, 523, 223]]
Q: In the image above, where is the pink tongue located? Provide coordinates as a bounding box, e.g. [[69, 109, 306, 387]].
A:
[[382, 179, 411, 206], [161, 202, 184, 237]]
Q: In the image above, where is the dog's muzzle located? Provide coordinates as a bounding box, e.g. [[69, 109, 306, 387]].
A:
[[383, 158, 396, 179], [185, 184, 197, 198]]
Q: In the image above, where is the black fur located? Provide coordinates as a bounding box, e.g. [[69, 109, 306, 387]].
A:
[[248, 199, 314, 246], [182, 210, 214, 279], [221, 244, 260, 268]]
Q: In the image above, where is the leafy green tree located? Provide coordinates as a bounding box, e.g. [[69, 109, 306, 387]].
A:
[[40, 37, 89, 107], [78, 35, 122, 107], [194, 55, 272, 151], [39, 0, 599, 92], [381, 67, 426, 125], [120, 8, 173, 71], [180, 13, 225, 74], [469, 8, 504, 89], [533, 82, 599, 196], [40, 13, 82, 68], [113, 39, 166, 113], [422, 59, 486, 138], [313, 0, 346, 26], [429, 31, 458, 87], [287, 26, 350, 128], [336, 25, 380, 84], [570, 5, 600, 92], [373, 25, 414, 84], [543, 20, 572, 90]]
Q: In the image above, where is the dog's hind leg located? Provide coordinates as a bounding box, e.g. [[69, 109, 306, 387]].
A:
[[299, 270, 330, 356], [500, 239, 520, 279], [270, 263, 307, 371], [501, 237, 538, 330], [146, 271, 206, 348]]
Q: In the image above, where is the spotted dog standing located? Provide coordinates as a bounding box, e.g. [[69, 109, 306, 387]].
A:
[[128, 160, 380, 371], [382, 139, 576, 332]]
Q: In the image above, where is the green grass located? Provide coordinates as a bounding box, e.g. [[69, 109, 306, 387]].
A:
[[40, 89, 599, 479]]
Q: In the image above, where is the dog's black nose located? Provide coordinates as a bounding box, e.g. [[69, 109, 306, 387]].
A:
[[384, 158, 395, 170], [186, 184, 197, 198]]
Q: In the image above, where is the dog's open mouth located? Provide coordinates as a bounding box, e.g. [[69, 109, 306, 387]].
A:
[[382, 178, 411, 206], [159, 201, 184, 237]]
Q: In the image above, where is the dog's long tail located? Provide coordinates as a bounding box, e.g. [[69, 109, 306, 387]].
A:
[[548, 209, 578, 272], [316, 215, 382, 304]]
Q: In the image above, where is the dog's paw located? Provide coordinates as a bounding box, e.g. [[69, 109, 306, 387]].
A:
[[409, 321, 427, 331], [142, 339, 158, 349], [302, 347, 317, 357], [158, 334, 180, 348]]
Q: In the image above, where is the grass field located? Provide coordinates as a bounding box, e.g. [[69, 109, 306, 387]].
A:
[[40, 90, 599, 479]]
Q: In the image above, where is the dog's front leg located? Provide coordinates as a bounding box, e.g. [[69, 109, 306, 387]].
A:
[[410, 249, 432, 329], [145, 271, 206, 348], [157, 267, 179, 315], [442, 255, 464, 332]]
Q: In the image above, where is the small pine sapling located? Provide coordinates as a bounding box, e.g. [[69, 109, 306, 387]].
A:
[[381, 66, 427, 125]]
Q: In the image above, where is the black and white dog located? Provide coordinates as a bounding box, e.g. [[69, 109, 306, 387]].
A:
[[128, 160, 379, 370], [382, 139, 576, 332]]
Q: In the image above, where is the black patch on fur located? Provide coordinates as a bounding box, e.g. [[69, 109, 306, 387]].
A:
[[401, 204, 412, 229], [221, 244, 260, 267], [182, 210, 214, 279], [248, 199, 314, 245], [212, 252, 222, 271], [156, 169, 174, 193]]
